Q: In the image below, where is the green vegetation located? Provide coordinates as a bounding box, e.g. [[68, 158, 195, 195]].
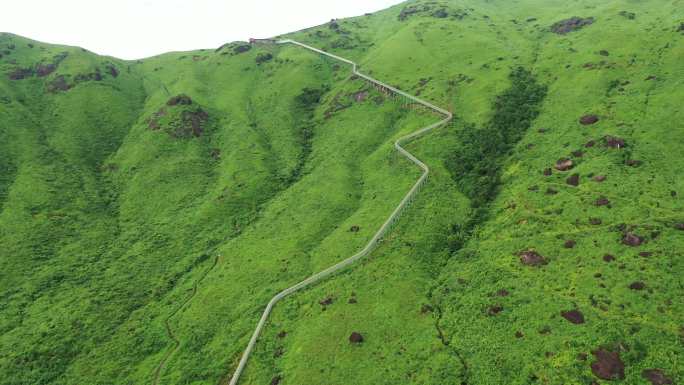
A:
[[1, 0, 683, 384]]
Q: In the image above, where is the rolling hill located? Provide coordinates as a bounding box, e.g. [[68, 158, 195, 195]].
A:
[[0, 0, 682, 384]]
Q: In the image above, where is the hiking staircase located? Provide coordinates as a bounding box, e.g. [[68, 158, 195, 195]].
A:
[[228, 38, 453, 385]]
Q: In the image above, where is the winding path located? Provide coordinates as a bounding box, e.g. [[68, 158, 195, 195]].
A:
[[152, 255, 219, 385], [228, 39, 452, 385]]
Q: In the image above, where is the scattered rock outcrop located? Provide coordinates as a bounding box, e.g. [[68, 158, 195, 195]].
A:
[[642, 369, 673, 385], [349, 332, 364, 343], [518, 250, 547, 266], [591, 348, 625, 380], [579, 114, 599, 125], [551, 17, 595, 34], [561, 309, 585, 324]]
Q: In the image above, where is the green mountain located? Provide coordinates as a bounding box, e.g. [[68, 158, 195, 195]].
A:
[[1, 1, 682, 384]]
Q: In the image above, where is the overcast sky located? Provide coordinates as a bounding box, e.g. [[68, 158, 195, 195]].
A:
[[3, 0, 404, 60]]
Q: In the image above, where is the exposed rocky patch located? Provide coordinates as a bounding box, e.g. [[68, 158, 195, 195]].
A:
[[564, 240, 576, 248], [595, 197, 611, 206], [487, 305, 503, 316], [555, 158, 573, 171], [349, 332, 364, 343], [518, 250, 548, 266], [561, 309, 585, 324], [35, 63, 56, 77], [256, 52, 273, 64], [8, 67, 33, 80], [675, 222, 684, 231], [234, 44, 251, 54], [47, 75, 71, 93], [603, 254, 615, 262], [593, 175, 607, 182], [551, 17, 595, 34], [590, 217, 603, 225], [642, 369, 673, 385], [270, 375, 282, 385], [543, 167, 553, 176], [580, 114, 599, 125], [566, 174, 580, 186], [604, 136, 626, 148], [591, 348, 625, 380], [622, 233, 644, 246], [106, 64, 119, 78], [629, 281, 645, 290]]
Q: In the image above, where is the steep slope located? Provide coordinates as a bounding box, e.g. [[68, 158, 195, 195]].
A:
[[1, 0, 683, 384]]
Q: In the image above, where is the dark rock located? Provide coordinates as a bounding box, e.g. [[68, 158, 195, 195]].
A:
[[496, 289, 509, 297], [106, 65, 119, 78], [488, 305, 503, 316], [622, 233, 644, 246], [603, 254, 615, 262], [551, 17, 595, 35], [35, 63, 56, 77], [546, 188, 558, 195], [432, 9, 449, 18], [642, 369, 673, 385], [585, 140, 596, 148], [566, 174, 580, 186], [270, 375, 282, 385], [638, 251, 652, 257], [561, 309, 585, 324], [167, 94, 193, 106], [625, 159, 642, 167], [256, 52, 273, 64], [233, 44, 251, 54], [591, 349, 625, 380], [580, 114, 600, 125], [8, 67, 33, 80], [572, 150, 584, 157], [555, 158, 574, 171], [564, 240, 576, 248], [543, 168, 553, 176], [604, 136, 626, 148], [675, 223, 684, 230], [349, 332, 364, 343], [595, 197, 611, 206], [420, 304, 433, 313], [47, 75, 71, 93], [319, 297, 333, 306], [629, 281, 645, 290], [593, 175, 607, 182], [518, 250, 548, 266]]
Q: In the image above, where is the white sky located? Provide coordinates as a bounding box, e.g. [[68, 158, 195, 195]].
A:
[[3, 0, 404, 60]]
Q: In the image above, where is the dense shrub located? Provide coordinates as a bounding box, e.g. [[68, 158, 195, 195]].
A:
[[445, 67, 546, 249]]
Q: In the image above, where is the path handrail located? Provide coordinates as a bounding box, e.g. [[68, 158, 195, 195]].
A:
[[228, 39, 452, 385]]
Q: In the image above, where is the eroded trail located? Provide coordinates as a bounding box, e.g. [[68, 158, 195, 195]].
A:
[[152, 255, 219, 385], [226, 39, 452, 385]]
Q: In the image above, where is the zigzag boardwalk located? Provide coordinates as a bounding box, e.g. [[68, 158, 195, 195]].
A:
[[227, 39, 452, 385]]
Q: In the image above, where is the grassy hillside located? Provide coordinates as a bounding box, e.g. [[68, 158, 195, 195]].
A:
[[1, 0, 683, 384]]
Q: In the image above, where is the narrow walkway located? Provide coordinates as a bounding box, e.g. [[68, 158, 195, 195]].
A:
[[228, 39, 452, 385]]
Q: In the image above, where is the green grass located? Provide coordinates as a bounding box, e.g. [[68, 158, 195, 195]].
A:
[[1, 0, 683, 384]]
